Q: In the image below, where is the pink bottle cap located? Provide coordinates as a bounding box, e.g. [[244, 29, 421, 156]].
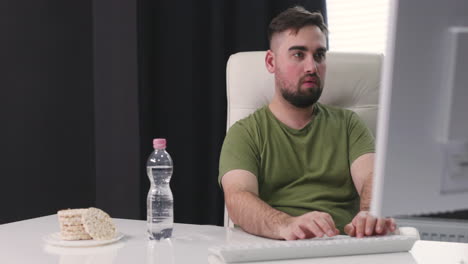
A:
[[153, 138, 166, 149]]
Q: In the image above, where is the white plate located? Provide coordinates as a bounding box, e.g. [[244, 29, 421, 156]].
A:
[[43, 232, 124, 247]]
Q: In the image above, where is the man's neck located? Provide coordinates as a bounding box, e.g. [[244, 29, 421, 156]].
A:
[[268, 94, 316, 130]]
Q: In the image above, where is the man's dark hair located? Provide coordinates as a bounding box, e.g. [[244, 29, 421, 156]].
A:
[[268, 6, 328, 47]]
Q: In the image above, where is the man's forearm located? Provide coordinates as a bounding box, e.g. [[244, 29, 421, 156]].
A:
[[225, 190, 292, 239], [359, 172, 373, 211]]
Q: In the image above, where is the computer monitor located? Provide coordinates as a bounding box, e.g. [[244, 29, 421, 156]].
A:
[[370, 0, 468, 218]]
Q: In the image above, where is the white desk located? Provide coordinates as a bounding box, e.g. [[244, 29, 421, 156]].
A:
[[1, 215, 467, 264]]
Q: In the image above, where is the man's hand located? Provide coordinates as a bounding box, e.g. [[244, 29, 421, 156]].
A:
[[279, 211, 340, 240], [344, 211, 397, 237]]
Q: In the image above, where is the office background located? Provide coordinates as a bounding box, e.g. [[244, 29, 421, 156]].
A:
[[0, 0, 326, 225]]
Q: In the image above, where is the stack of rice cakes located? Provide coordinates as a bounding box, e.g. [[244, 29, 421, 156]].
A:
[[57, 207, 116, 241]]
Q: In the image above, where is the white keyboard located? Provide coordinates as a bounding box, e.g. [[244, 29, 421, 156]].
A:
[[208, 227, 420, 263]]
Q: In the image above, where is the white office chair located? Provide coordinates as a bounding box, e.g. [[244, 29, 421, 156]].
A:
[[224, 51, 383, 227]]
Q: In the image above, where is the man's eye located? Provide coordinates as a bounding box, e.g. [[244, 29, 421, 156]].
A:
[[314, 53, 326, 62], [293, 52, 304, 59]]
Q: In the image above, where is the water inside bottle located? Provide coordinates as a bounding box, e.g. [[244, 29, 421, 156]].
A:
[[147, 165, 173, 240], [147, 165, 173, 184]]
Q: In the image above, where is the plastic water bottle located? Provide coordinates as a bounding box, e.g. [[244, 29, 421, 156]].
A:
[[147, 138, 174, 240]]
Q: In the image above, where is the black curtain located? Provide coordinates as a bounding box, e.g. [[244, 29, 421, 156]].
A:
[[0, 0, 95, 224], [137, 0, 327, 226]]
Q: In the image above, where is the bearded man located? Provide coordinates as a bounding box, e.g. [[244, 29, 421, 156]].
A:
[[218, 6, 396, 240]]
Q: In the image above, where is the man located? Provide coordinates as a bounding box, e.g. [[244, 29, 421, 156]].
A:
[[219, 6, 396, 240]]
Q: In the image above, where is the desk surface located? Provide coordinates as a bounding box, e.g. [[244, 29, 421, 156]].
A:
[[0, 215, 467, 264]]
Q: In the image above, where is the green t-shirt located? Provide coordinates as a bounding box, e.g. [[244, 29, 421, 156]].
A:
[[218, 103, 375, 232]]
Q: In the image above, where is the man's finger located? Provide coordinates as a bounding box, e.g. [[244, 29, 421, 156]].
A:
[[314, 216, 336, 237], [292, 225, 306, 240], [365, 214, 376, 236], [322, 214, 338, 236], [303, 220, 324, 238], [375, 218, 386, 234], [386, 218, 397, 232], [354, 214, 366, 238], [344, 223, 355, 236]]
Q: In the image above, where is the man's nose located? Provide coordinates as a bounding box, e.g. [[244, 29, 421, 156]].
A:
[[304, 58, 318, 73]]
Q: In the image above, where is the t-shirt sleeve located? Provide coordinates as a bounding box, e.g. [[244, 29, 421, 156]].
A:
[[218, 122, 260, 187], [347, 112, 375, 164]]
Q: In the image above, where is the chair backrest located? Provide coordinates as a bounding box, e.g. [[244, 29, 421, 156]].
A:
[[224, 51, 383, 227]]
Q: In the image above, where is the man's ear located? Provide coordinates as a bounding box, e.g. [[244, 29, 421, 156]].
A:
[[265, 50, 275, 73]]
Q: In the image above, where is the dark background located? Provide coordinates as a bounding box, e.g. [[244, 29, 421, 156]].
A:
[[0, 0, 326, 225], [4, 0, 465, 226], [1, 1, 96, 222]]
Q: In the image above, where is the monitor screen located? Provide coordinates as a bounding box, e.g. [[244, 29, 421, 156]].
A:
[[370, 0, 468, 217]]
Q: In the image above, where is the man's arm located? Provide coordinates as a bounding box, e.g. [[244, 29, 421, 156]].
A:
[[222, 169, 339, 240], [350, 153, 374, 210], [345, 153, 396, 237]]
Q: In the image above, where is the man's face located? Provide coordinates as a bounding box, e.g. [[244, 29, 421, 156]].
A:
[[266, 25, 327, 108]]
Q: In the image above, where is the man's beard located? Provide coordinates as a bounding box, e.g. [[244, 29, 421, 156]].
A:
[[278, 73, 323, 108]]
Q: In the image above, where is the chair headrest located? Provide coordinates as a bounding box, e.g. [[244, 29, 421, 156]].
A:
[[226, 51, 382, 135]]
